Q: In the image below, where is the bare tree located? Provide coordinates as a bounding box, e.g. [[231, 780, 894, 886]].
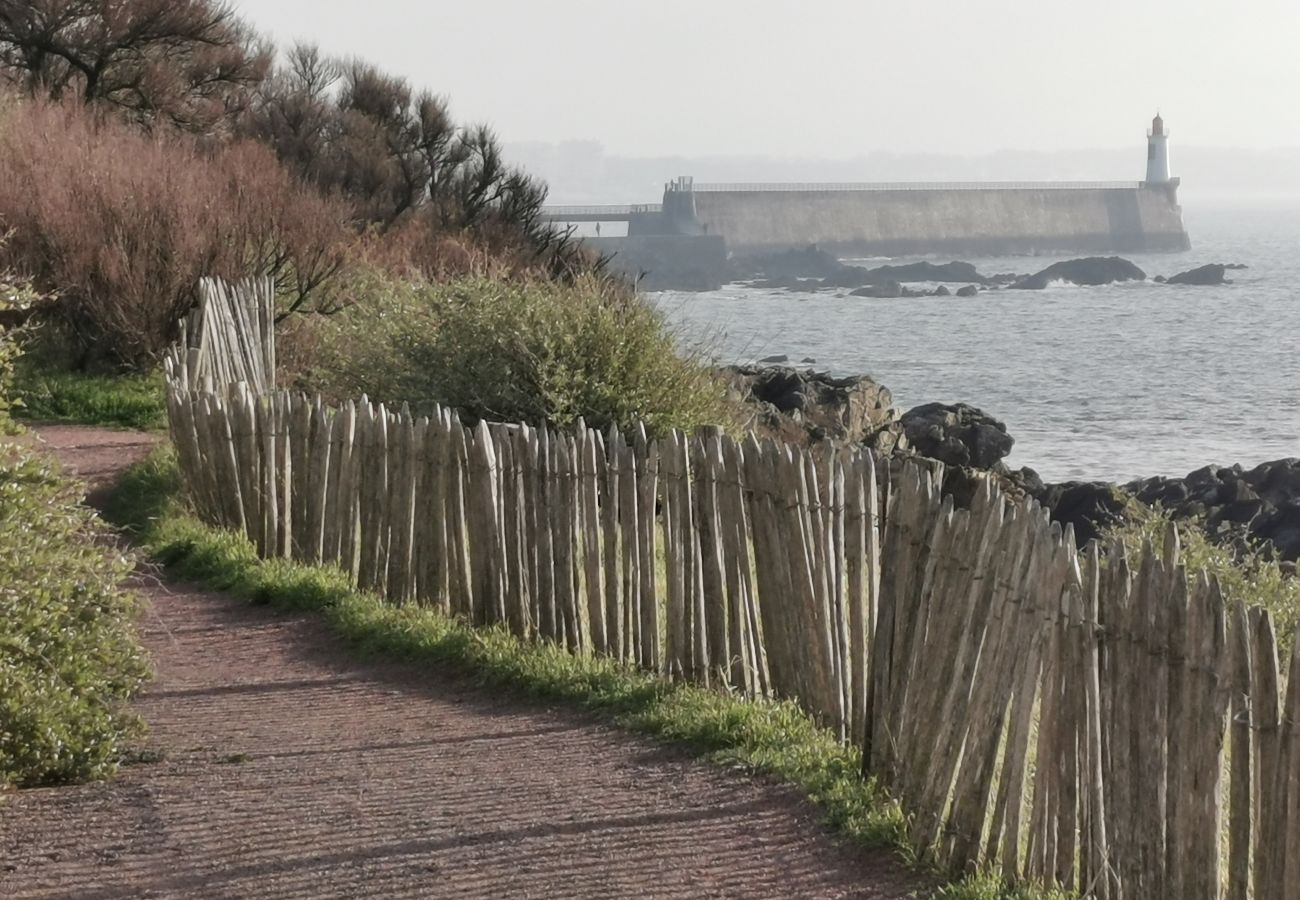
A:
[[0, 0, 270, 132]]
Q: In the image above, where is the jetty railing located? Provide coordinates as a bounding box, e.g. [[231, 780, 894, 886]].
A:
[[161, 281, 1299, 899], [689, 181, 1142, 192]]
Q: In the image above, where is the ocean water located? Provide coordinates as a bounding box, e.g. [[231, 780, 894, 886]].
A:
[[654, 204, 1300, 483]]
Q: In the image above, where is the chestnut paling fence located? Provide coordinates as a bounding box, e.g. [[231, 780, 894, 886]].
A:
[[162, 283, 1300, 899]]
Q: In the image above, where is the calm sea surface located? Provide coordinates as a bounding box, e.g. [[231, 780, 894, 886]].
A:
[[655, 204, 1300, 483]]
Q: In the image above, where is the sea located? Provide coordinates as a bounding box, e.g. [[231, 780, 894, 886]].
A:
[[653, 203, 1300, 484]]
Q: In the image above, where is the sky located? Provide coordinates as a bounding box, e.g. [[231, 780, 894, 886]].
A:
[[236, 0, 1300, 157]]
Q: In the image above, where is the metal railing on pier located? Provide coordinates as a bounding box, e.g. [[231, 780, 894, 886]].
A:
[[689, 181, 1141, 192]]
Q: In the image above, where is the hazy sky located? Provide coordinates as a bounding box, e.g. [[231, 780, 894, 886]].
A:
[[238, 0, 1300, 157]]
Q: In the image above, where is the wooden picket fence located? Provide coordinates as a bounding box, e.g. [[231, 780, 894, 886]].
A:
[[160, 283, 1299, 899], [171, 277, 276, 394]]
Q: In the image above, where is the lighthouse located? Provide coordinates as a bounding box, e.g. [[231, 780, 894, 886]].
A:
[[1145, 113, 1171, 184]]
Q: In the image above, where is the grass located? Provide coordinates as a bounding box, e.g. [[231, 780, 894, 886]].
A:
[[106, 446, 1069, 900], [13, 364, 167, 431]]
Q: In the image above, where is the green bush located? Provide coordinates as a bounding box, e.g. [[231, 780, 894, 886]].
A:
[[1103, 505, 1300, 648], [294, 273, 731, 436], [0, 256, 43, 432], [0, 444, 149, 786]]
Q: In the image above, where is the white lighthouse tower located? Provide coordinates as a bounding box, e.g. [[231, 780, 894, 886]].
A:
[[1145, 112, 1171, 184]]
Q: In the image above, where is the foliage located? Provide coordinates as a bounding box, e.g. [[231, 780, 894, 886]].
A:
[[242, 44, 589, 278], [1102, 505, 1300, 650], [13, 363, 166, 430], [0, 0, 270, 132], [107, 446, 1069, 899], [0, 443, 148, 787], [296, 272, 731, 436], [0, 254, 41, 431], [0, 96, 350, 369]]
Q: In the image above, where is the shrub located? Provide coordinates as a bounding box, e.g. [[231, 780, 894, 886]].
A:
[[0, 96, 350, 370], [0, 255, 42, 431], [294, 272, 731, 436], [0, 444, 149, 786]]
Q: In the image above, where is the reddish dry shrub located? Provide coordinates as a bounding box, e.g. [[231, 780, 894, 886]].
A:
[[0, 97, 349, 369]]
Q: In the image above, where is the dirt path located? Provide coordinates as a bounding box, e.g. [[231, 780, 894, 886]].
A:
[[1, 425, 931, 899]]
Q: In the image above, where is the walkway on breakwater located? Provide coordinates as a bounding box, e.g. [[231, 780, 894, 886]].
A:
[[0, 426, 928, 899]]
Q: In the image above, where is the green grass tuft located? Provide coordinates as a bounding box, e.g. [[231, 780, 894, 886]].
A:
[[107, 446, 1070, 899], [14, 364, 167, 431]]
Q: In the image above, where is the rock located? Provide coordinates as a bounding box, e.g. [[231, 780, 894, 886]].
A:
[[1154, 275, 1167, 283], [859, 260, 986, 284], [1034, 482, 1135, 547], [1225, 263, 1249, 270], [746, 244, 845, 280], [758, 354, 790, 364], [956, 284, 979, 297], [1123, 457, 1300, 561], [733, 248, 999, 290], [1166, 263, 1229, 286], [932, 285, 951, 297], [800, 357, 817, 364], [850, 280, 903, 299], [987, 272, 1023, 286], [899, 402, 1015, 470], [718, 365, 895, 446], [1010, 257, 1146, 290]]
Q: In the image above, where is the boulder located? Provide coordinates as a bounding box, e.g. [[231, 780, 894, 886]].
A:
[[955, 284, 979, 297], [1010, 257, 1146, 290], [932, 285, 951, 297], [718, 365, 895, 446], [859, 260, 986, 284], [1034, 481, 1135, 547], [1122, 458, 1300, 561], [1166, 263, 1229, 286], [746, 244, 844, 280], [850, 280, 903, 299], [899, 402, 1015, 470]]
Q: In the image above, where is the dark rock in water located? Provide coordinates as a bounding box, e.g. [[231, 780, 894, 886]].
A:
[[800, 357, 817, 364], [734, 246, 998, 290], [759, 354, 790, 364], [861, 260, 985, 284], [820, 266, 875, 289], [1010, 257, 1146, 290], [1154, 275, 1167, 283], [987, 272, 1023, 286], [900, 402, 1014, 470], [748, 245, 845, 280], [955, 284, 979, 297], [718, 365, 895, 446], [1225, 263, 1249, 270], [932, 285, 951, 297], [850, 280, 903, 298], [1166, 263, 1229, 286]]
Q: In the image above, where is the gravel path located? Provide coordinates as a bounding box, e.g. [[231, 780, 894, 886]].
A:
[[0, 425, 930, 899]]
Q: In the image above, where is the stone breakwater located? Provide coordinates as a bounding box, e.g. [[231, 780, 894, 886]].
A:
[[724, 363, 1300, 564]]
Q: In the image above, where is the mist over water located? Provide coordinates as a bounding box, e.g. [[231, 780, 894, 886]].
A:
[[656, 205, 1300, 483]]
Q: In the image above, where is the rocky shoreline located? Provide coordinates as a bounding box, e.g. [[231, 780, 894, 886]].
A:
[[722, 363, 1300, 565], [728, 245, 1244, 296]]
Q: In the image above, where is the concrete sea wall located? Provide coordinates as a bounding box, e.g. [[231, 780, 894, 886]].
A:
[[691, 185, 1190, 256], [584, 234, 727, 291]]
